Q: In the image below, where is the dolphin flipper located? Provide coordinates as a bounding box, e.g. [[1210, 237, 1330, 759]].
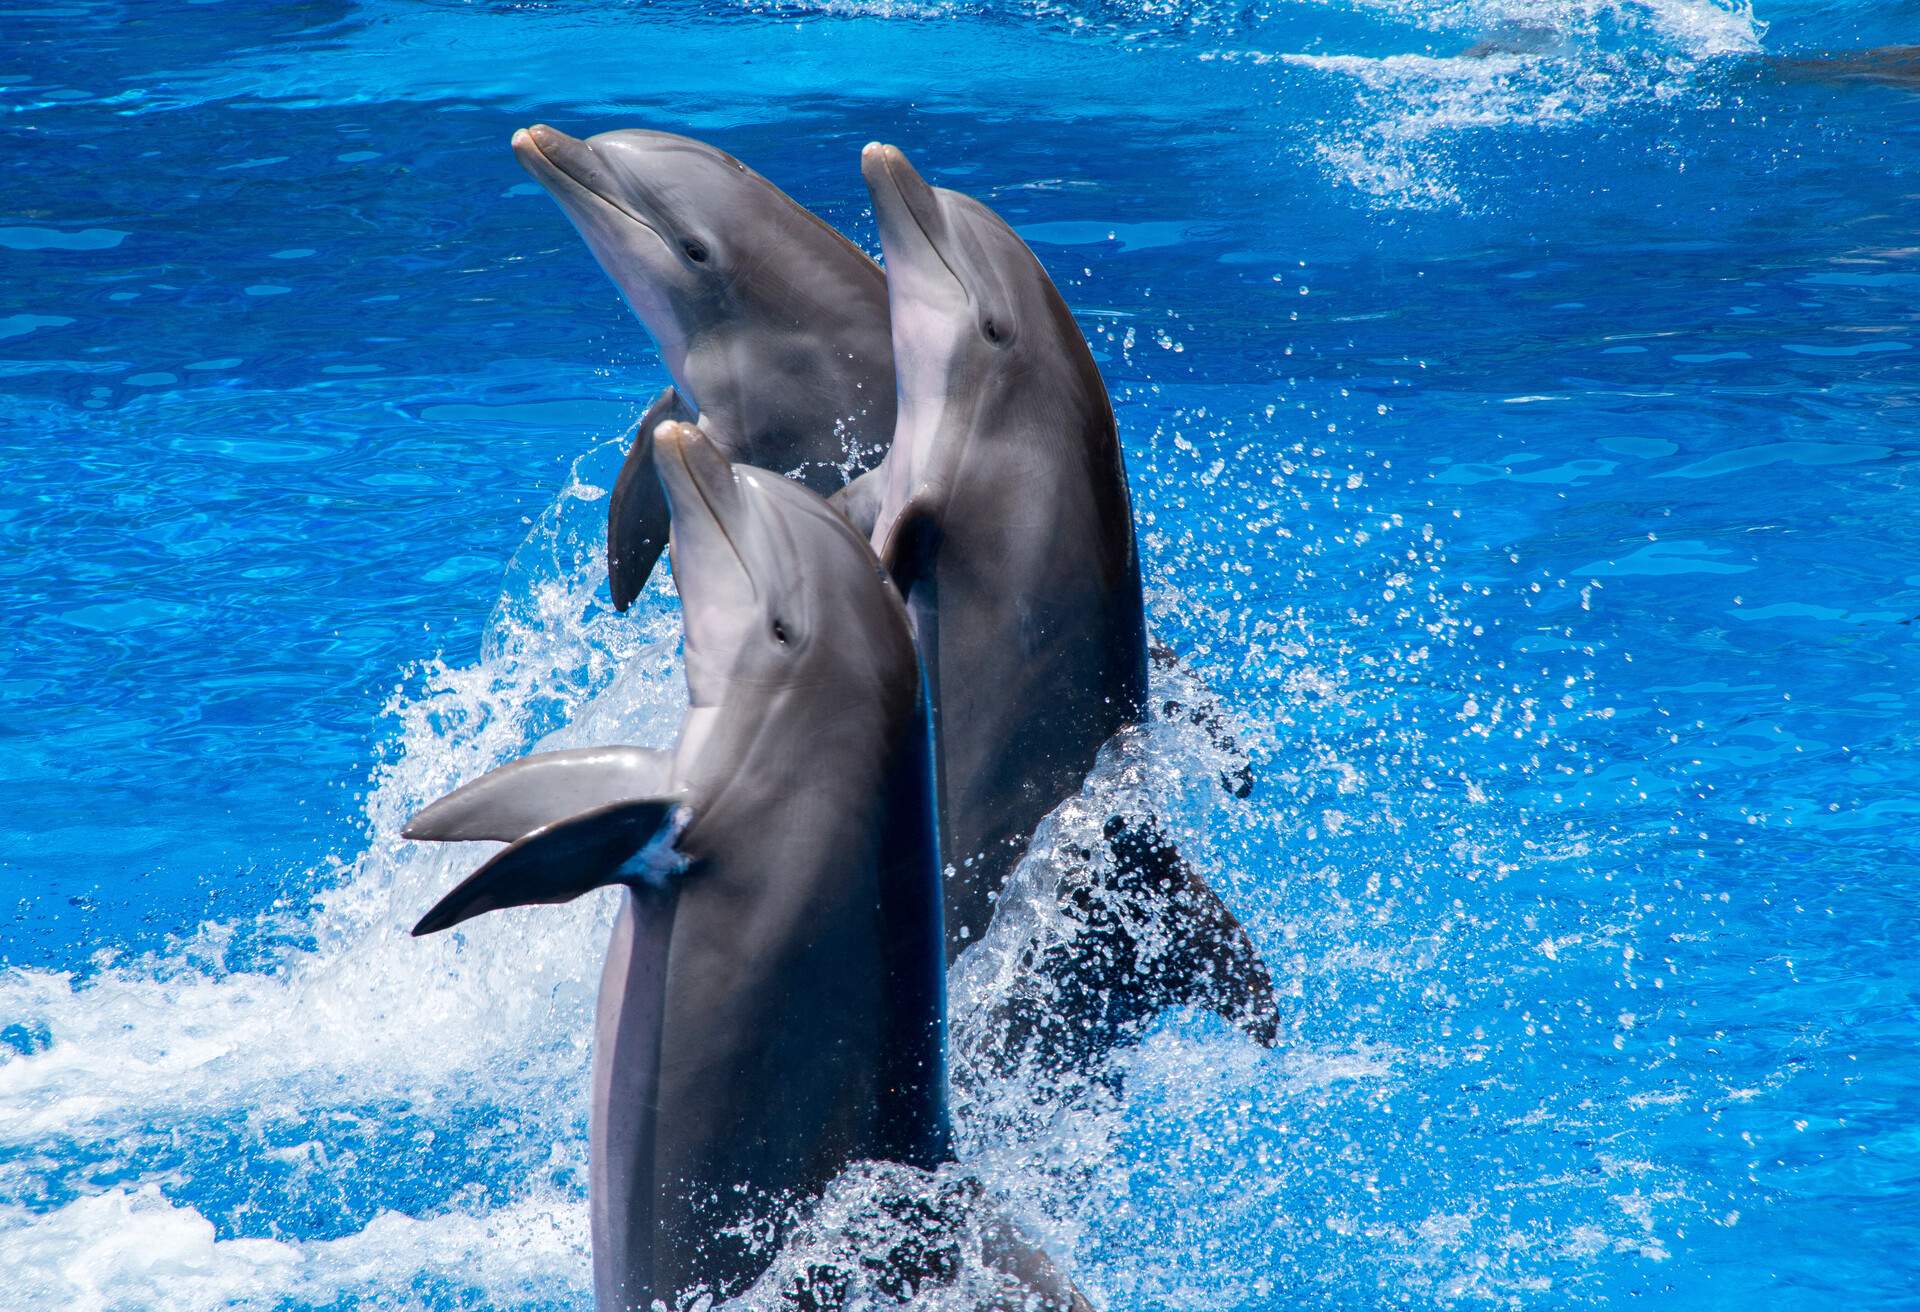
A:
[[1003, 818, 1281, 1076], [1103, 816, 1281, 1048], [411, 798, 681, 936], [404, 746, 675, 843], [980, 1213, 1097, 1312], [609, 387, 696, 610], [830, 465, 888, 538]]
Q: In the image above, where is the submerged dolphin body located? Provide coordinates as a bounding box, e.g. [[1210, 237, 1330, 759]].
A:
[[1769, 45, 1920, 88], [838, 145, 1281, 1068], [404, 425, 1084, 1310], [512, 124, 895, 609]]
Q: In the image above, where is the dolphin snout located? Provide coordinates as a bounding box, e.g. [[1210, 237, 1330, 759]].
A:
[[511, 124, 558, 175], [654, 421, 755, 607], [859, 142, 915, 199], [517, 123, 575, 156], [653, 419, 697, 463], [512, 123, 602, 193], [862, 143, 945, 265], [653, 421, 738, 523]]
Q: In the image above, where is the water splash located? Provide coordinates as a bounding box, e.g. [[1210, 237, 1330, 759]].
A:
[[740, 0, 1763, 208], [0, 435, 670, 1308], [0, 391, 1728, 1308], [1266, 0, 1764, 208], [0, 1185, 587, 1312]]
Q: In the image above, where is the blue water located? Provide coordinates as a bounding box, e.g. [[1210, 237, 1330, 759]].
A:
[[4, 0, 1917, 1306]]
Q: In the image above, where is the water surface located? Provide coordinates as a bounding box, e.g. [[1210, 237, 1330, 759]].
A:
[[3, 1, 1916, 1308]]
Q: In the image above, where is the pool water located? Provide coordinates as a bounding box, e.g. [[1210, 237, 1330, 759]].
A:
[[3, 1, 1916, 1308]]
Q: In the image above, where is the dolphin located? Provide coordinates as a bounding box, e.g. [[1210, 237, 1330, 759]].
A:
[[1456, 23, 1563, 60], [839, 145, 1281, 1067], [404, 423, 1085, 1311], [512, 124, 896, 609], [1768, 45, 1920, 89]]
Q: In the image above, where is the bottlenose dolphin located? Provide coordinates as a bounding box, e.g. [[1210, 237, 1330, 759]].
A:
[[1769, 45, 1920, 89], [1456, 23, 1563, 60], [512, 124, 895, 609], [840, 145, 1281, 1065], [405, 423, 1084, 1311]]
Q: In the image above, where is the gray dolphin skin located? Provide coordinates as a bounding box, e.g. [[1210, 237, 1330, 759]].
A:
[[843, 143, 1281, 1062], [404, 424, 1089, 1312], [406, 422, 945, 1309], [512, 124, 896, 609], [1769, 45, 1920, 88]]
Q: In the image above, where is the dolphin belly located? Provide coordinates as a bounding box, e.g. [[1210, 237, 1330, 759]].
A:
[[603, 704, 948, 1309], [591, 887, 678, 1312]]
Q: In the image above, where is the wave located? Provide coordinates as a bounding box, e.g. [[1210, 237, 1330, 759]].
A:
[[753, 0, 1761, 51], [0, 438, 657, 1308]]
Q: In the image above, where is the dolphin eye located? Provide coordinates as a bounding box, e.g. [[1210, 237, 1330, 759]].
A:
[[771, 619, 790, 645], [982, 317, 1004, 344], [683, 239, 709, 264]]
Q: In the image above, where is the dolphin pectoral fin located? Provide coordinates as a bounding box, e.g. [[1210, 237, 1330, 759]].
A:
[[403, 746, 675, 843], [1148, 643, 1254, 800], [876, 497, 942, 600], [979, 1213, 1097, 1312], [410, 798, 683, 936], [609, 386, 695, 611], [1104, 817, 1283, 1050], [829, 464, 888, 538], [1167, 862, 1284, 1049]]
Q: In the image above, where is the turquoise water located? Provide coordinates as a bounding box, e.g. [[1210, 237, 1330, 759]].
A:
[[3, 0, 1917, 1307]]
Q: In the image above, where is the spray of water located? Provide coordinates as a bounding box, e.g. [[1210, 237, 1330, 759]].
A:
[[0, 0, 1768, 1271], [0, 381, 1716, 1308], [749, 0, 1764, 210], [1259, 0, 1761, 208]]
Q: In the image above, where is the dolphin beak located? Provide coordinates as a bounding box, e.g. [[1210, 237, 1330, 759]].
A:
[[861, 142, 947, 271], [513, 123, 640, 221], [511, 123, 573, 182], [654, 421, 739, 522], [653, 421, 752, 589]]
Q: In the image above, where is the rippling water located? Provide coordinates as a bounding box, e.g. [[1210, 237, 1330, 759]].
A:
[[3, 0, 1916, 1308]]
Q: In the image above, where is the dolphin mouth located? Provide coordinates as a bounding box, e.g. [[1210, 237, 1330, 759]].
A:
[[861, 143, 966, 292], [514, 124, 670, 247]]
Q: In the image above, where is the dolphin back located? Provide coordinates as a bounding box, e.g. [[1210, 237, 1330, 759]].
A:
[[858, 159, 1279, 1070]]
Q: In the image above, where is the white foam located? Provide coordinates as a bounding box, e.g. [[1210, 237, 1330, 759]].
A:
[[0, 1185, 588, 1312], [0, 442, 682, 1150], [1259, 0, 1763, 208]]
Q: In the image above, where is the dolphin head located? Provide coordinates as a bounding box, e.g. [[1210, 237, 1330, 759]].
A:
[[514, 125, 803, 383], [860, 143, 1102, 435], [652, 421, 913, 711]]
